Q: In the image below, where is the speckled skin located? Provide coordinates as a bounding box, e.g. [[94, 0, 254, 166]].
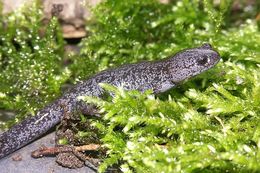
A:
[[0, 43, 220, 159]]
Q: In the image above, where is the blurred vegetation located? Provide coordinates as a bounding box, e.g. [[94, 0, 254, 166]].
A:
[[0, 1, 69, 127], [0, 0, 260, 172]]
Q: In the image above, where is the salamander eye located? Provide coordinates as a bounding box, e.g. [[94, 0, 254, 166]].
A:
[[197, 56, 209, 66]]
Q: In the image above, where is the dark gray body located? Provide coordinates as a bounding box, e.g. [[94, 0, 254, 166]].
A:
[[0, 43, 220, 159]]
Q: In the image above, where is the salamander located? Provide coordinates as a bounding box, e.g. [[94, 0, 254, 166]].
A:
[[0, 43, 220, 159]]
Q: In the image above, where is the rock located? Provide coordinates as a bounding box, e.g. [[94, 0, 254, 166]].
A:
[[0, 132, 96, 173], [2, 0, 102, 39]]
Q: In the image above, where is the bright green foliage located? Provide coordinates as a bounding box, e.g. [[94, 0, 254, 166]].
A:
[[0, 2, 69, 127], [83, 73, 260, 172], [80, 0, 214, 73], [78, 0, 260, 172], [79, 0, 259, 73]]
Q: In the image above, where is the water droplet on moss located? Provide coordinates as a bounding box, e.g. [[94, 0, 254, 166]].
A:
[[34, 45, 40, 50]]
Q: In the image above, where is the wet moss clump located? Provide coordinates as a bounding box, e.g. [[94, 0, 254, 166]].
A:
[[0, 2, 69, 127]]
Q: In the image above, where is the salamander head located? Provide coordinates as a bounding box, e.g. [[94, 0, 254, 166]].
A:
[[167, 43, 221, 83]]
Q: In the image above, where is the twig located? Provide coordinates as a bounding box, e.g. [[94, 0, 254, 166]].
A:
[[31, 144, 101, 158]]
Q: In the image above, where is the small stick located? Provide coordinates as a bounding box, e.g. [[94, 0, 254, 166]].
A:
[[75, 144, 100, 152], [31, 144, 101, 158]]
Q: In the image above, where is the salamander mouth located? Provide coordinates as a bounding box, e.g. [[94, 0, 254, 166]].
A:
[[212, 52, 221, 65], [211, 56, 221, 68]]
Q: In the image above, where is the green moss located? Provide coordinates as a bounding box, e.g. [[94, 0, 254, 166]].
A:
[[78, 0, 233, 74], [83, 74, 259, 172], [0, 2, 69, 127]]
